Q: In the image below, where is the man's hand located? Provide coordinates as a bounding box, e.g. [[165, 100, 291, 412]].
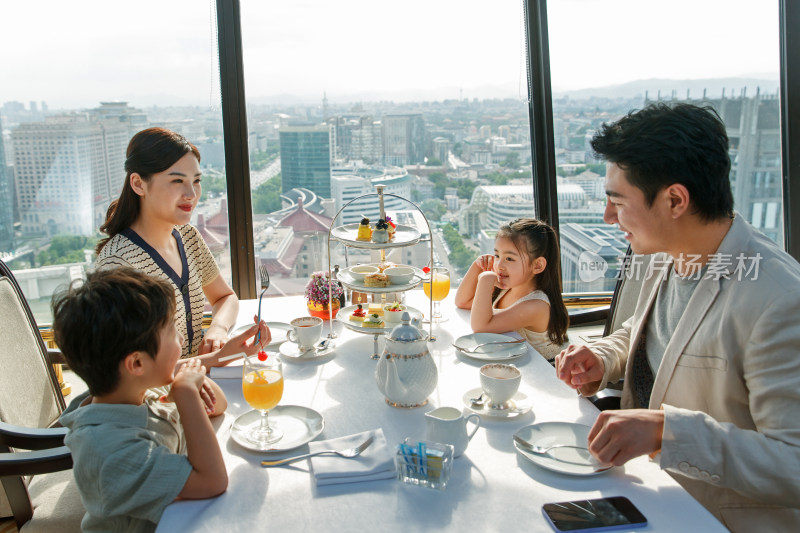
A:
[[554, 344, 605, 390], [587, 409, 664, 466]]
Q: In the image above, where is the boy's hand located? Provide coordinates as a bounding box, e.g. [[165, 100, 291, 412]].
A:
[[161, 358, 207, 404]]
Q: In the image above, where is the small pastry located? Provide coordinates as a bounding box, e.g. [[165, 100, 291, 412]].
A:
[[349, 304, 366, 322], [371, 219, 389, 243], [385, 215, 396, 240], [368, 303, 384, 316], [356, 217, 372, 241], [364, 273, 389, 288], [362, 313, 385, 328], [383, 302, 407, 323], [377, 261, 396, 273]]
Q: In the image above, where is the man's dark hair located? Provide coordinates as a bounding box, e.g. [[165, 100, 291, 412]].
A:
[[590, 103, 734, 222], [52, 267, 175, 396]]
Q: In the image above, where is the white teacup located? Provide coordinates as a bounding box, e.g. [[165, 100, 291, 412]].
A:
[[479, 363, 521, 407], [287, 316, 323, 352]]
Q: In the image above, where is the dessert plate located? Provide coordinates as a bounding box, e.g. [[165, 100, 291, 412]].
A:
[[231, 405, 325, 453], [338, 266, 424, 293], [513, 422, 611, 476], [453, 333, 528, 361], [336, 304, 423, 334], [461, 387, 532, 419], [330, 223, 421, 249], [230, 321, 290, 350]]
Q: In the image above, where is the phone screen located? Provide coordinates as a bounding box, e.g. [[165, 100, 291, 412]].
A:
[[542, 496, 647, 532]]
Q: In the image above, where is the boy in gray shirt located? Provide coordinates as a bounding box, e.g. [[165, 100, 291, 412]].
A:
[[53, 267, 261, 532]]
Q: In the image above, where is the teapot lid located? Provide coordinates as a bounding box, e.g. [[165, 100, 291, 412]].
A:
[[387, 312, 427, 342]]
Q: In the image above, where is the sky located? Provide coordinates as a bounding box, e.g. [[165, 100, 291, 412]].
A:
[[0, 0, 780, 109]]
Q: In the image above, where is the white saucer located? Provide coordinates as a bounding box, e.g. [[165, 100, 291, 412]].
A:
[[279, 340, 335, 361], [513, 422, 611, 476], [230, 321, 290, 349], [230, 405, 325, 452], [461, 387, 532, 419], [453, 333, 528, 361]]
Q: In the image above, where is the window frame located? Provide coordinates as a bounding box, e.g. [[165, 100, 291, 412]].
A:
[[215, 0, 800, 298]]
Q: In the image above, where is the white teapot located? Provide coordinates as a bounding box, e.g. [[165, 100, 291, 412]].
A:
[[375, 312, 438, 408]]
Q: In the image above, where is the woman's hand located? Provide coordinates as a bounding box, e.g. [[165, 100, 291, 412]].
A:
[[198, 324, 229, 355]]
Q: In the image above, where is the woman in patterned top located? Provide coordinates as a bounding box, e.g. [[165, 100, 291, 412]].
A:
[[96, 128, 269, 364]]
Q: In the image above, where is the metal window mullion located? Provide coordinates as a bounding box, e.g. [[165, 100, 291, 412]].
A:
[[780, 0, 800, 261]]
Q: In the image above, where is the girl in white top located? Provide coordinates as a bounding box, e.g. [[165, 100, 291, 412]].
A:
[[455, 218, 569, 361]]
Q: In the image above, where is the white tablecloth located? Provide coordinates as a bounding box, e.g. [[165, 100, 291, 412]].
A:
[[157, 293, 723, 532]]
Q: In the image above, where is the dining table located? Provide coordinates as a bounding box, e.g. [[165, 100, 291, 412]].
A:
[[156, 292, 724, 532]]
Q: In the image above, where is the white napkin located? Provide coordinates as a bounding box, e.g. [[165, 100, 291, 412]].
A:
[[309, 428, 395, 486], [209, 358, 244, 379]]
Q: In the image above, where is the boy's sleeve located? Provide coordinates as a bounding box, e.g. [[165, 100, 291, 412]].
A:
[[95, 436, 193, 523]]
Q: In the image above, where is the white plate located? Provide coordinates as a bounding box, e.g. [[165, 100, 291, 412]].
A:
[[230, 405, 325, 452], [330, 223, 421, 249], [338, 265, 424, 293], [336, 303, 424, 334], [453, 333, 528, 361], [514, 422, 611, 476], [462, 387, 532, 419], [279, 340, 335, 361], [230, 321, 291, 350]]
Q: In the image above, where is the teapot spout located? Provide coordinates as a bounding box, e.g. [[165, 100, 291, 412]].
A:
[[383, 355, 409, 399]]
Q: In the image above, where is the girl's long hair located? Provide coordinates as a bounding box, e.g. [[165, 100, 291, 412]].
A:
[[95, 128, 200, 255], [497, 218, 569, 345]]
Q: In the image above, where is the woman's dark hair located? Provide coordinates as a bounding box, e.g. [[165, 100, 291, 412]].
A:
[[590, 103, 733, 222], [96, 128, 200, 255], [52, 267, 176, 397], [497, 218, 569, 345]]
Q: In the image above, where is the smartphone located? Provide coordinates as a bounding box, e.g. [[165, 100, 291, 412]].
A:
[[542, 496, 647, 532]]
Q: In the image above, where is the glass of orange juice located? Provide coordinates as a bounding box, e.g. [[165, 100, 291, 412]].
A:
[[242, 353, 284, 445], [423, 266, 450, 323]]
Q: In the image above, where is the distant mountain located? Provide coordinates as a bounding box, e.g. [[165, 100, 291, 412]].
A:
[[554, 77, 780, 100]]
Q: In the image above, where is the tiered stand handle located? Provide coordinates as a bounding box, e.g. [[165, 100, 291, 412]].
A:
[[326, 185, 436, 359]]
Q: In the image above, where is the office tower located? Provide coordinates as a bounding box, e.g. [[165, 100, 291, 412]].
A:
[[330, 166, 412, 224], [279, 124, 332, 198], [329, 115, 382, 164], [0, 117, 14, 252], [12, 114, 128, 236], [383, 114, 426, 166]]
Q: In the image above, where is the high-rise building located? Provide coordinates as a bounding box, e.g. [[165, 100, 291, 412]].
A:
[[12, 114, 128, 236], [382, 114, 426, 166], [0, 117, 14, 252], [279, 124, 332, 197]]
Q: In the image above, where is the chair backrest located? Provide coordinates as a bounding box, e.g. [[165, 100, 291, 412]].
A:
[[0, 260, 64, 428], [603, 248, 653, 336]]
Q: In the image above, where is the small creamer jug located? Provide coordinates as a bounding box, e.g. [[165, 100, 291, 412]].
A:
[[425, 406, 481, 458]]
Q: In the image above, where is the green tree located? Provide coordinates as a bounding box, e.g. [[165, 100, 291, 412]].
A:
[[501, 152, 520, 169], [584, 163, 606, 176], [37, 235, 96, 266], [420, 198, 447, 221], [426, 157, 442, 166], [201, 174, 227, 201], [252, 175, 283, 214]]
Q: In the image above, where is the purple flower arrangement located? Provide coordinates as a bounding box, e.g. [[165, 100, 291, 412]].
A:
[[305, 271, 344, 304]]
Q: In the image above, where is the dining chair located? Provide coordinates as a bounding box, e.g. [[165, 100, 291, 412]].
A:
[[568, 247, 653, 410], [0, 259, 84, 532]]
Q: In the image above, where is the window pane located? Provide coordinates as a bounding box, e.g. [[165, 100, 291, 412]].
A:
[[1, 0, 229, 322], [548, 0, 781, 293], [240, 0, 534, 298]]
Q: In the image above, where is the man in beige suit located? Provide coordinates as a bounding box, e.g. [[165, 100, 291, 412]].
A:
[[556, 103, 800, 531]]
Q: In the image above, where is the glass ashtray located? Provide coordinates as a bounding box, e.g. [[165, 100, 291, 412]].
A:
[[394, 438, 454, 490]]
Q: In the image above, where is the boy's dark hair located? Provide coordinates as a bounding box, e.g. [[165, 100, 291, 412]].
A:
[[590, 102, 734, 222], [52, 267, 176, 396]]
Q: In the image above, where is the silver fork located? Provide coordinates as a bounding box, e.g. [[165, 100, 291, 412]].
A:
[[513, 435, 599, 467], [261, 436, 374, 467], [254, 265, 270, 345], [455, 338, 526, 353]]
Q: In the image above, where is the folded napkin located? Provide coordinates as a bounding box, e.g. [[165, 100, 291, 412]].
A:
[[209, 358, 244, 379], [309, 428, 395, 486]]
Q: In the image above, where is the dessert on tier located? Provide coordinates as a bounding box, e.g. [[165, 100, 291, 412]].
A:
[[383, 301, 407, 323], [356, 217, 372, 241], [362, 313, 385, 328], [385, 216, 397, 240], [364, 272, 389, 287], [349, 304, 367, 322], [371, 219, 389, 243]]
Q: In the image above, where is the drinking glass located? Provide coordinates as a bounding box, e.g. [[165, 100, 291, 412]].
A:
[[423, 266, 450, 323], [241, 353, 284, 445]]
